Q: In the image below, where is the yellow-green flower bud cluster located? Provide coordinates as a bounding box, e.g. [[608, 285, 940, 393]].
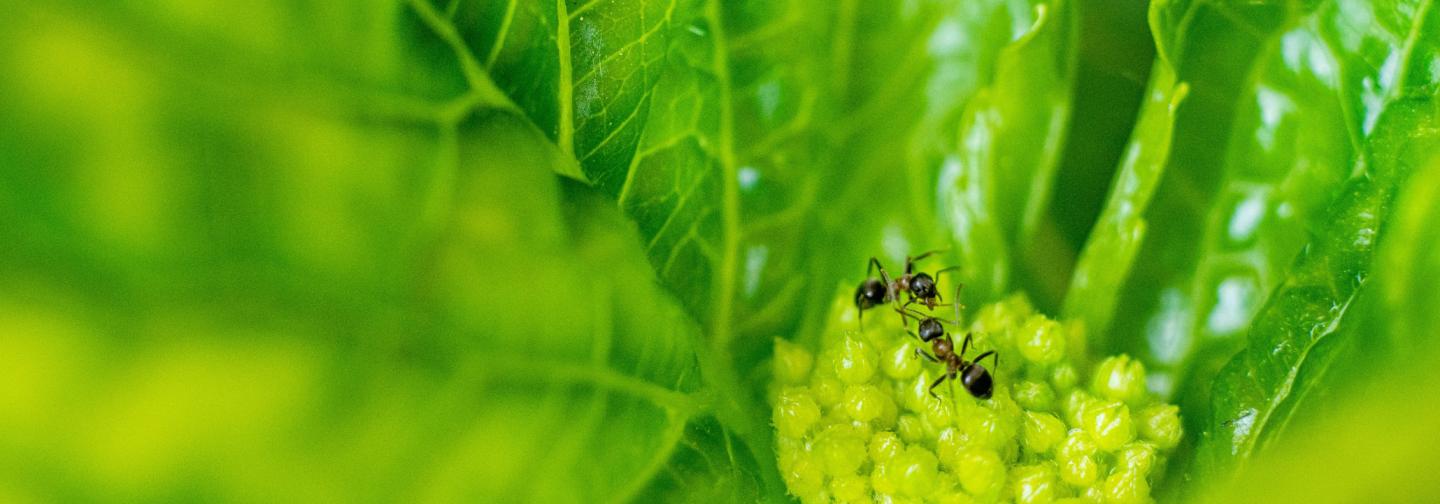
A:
[[772, 293, 1182, 503]]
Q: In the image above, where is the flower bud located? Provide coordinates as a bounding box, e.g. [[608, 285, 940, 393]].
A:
[[1017, 317, 1066, 365], [1137, 403, 1182, 449], [775, 388, 821, 438], [1091, 355, 1147, 404], [835, 337, 878, 384], [883, 340, 923, 380], [1022, 411, 1066, 454], [774, 338, 814, 385]]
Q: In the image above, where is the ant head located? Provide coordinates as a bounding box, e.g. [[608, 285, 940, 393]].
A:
[[918, 318, 945, 342], [933, 336, 953, 356], [909, 272, 937, 299], [854, 278, 888, 309]]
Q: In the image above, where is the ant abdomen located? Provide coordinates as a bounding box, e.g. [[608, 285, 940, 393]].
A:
[[962, 364, 994, 399], [854, 278, 888, 310]]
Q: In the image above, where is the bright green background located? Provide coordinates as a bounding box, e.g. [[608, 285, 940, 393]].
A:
[[3, 0, 1440, 502]]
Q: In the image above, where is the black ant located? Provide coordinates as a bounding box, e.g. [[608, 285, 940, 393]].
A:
[[894, 304, 961, 345], [917, 331, 997, 400], [894, 285, 996, 400], [853, 250, 958, 324]]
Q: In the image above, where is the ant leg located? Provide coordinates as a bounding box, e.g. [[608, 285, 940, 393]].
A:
[[868, 257, 893, 289], [973, 350, 997, 371], [928, 374, 948, 399], [972, 350, 998, 386], [959, 332, 973, 358], [893, 306, 923, 324], [933, 266, 960, 302], [894, 305, 929, 320], [906, 330, 927, 343], [914, 348, 941, 363], [869, 257, 900, 307]]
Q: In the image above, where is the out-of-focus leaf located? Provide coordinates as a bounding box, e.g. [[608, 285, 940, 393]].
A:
[[1379, 159, 1440, 360], [1199, 367, 1440, 503], [793, 0, 1082, 313], [0, 2, 778, 501], [1068, 0, 1347, 394], [1064, 65, 1186, 359], [1063, 0, 1440, 494], [1040, 0, 1154, 310], [1194, 158, 1440, 504], [933, 0, 1078, 303], [1188, 0, 1440, 487], [633, 416, 763, 502]]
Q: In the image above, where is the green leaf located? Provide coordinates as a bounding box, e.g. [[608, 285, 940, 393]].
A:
[[0, 2, 780, 501], [467, 0, 1088, 496], [465, 0, 1087, 331], [1194, 156, 1440, 503], [935, 0, 1079, 302], [454, 0, 727, 326], [1064, 64, 1187, 355], [1186, 0, 1440, 486], [1042, 0, 1156, 308], [1198, 357, 1440, 502], [1068, 0, 1353, 393], [1066, 0, 1438, 407]]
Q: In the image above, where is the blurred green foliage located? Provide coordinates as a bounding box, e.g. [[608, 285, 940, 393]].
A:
[[2, 0, 1440, 502]]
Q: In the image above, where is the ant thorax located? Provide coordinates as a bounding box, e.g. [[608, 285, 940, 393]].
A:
[[933, 337, 953, 357]]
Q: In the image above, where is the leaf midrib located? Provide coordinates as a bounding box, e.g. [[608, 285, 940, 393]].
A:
[[555, 0, 576, 157]]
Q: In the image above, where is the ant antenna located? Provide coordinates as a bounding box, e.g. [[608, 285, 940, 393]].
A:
[[933, 266, 961, 303], [951, 283, 965, 326], [894, 305, 961, 326], [905, 248, 951, 273]]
